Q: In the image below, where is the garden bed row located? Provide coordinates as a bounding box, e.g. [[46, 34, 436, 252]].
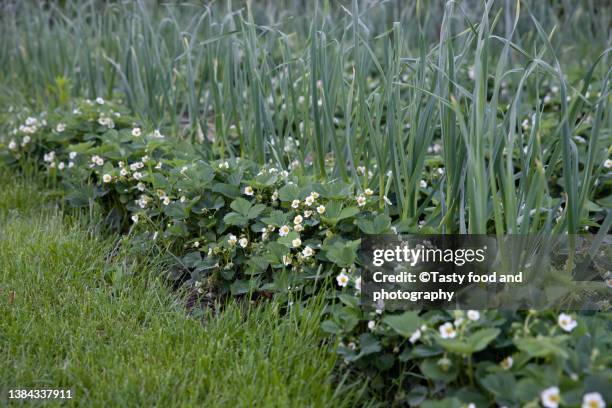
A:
[[1, 98, 610, 407]]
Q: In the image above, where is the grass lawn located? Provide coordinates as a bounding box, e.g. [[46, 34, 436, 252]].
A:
[[0, 171, 359, 407]]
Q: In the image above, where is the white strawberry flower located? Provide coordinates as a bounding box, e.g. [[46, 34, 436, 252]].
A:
[[136, 195, 150, 208], [20, 125, 36, 134], [409, 329, 422, 344], [279, 225, 290, 237], [132, 127, 142, 137], [558, 313, 577, 332], [541, 386, 561, 408], [98, 116, 114, 128], [282, 255, 292, 266], [522, 118, 530, 130], [467, 310, 480, 321], [500, 356, 513, 370], [102, 174, 112, 183], [244, 186, 254, 196], [336, 271, 349, 287], [364, 188, 373, 196], [582, 392, 605, 408], [56, 123, 66, 132], [356, 195, 366, 207], [238, 238, 248, 248], [43, 151, 56, 163], [91, 155, 104, 166], [302, 246, 314, 257], [439, 322, 456, 339], [227, 234, 237, 246], [292, 237, 302, 248], [293, 215, 303, 225], [291, 199, 300, 209], [316, 205, 326, 214]]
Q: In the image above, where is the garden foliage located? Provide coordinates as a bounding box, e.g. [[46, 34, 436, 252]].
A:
[[1, 0, 611, 406], [1, 99, 610, 407]]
